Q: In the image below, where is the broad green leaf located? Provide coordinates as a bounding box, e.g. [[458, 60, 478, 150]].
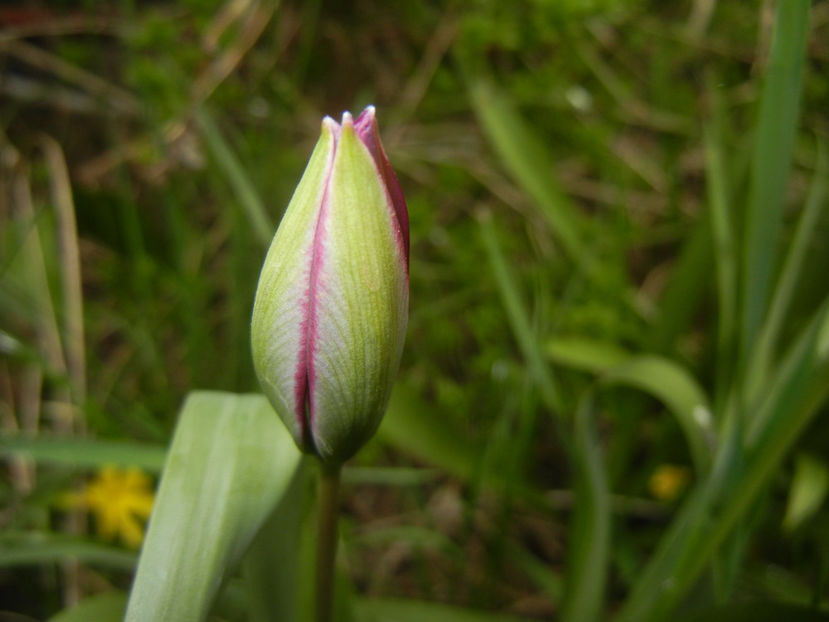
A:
[[561, 394, 610, 622], [740, 0, 811, 359], [601, 356, 713, 474], [783, 453, 829, 532], [0, 435, 166, 472], [0, 532, 136, 570], [355, 598, 529, 622], [124, 391, 303, 622], [243, 459, 314, 622], [48, 591, 127, 622]]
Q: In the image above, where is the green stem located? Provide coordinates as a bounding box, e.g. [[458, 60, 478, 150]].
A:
[[315, 464, 341, 622]]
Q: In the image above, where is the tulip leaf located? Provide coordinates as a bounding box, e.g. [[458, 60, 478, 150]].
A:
[[124, 391, 303, 622], [242, 458, 315, 622], [48, 591, 127, 622]]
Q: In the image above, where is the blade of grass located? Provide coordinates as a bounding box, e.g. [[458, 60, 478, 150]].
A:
[[41, 135, 86, 412], [0, 434, 166, 472], [379, 385, 481, 482], [0, 532, 137, 570], [704, 120, 737, 410], [561, 393, 610, 622], [466, 77, 593, 275], [673, 601, 829, 622], [478, 210, 562, 414], [740, 0, 811, 361], [48, 592, 127, 622], [745, 140, 828, 406], [355, 598, 529, 622], [618, 299, 829, 622], [649, 219, 714, 354], [195, 107, 273, 247], [546, 340, 712, 475], [782, 453, 829, 533], [546, 337, 630, 374], [659, 301, 829, 620], [601, 356, 713, 475], [124, 391, 303, 622]]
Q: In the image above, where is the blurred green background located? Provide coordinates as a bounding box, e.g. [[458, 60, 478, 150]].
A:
[[1, 0, 829, 620]]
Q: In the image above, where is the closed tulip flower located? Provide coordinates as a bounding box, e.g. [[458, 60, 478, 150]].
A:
[[251, 106, 409, 465]]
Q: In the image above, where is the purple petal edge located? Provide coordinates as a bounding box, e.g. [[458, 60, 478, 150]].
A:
[[353, 106, 410, 272], [293, 117, 339, 450]]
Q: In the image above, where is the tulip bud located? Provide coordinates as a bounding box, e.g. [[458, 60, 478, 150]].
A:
[[251, 106, 409, 465]]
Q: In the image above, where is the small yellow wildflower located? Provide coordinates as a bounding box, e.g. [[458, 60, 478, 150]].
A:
[[649, 464, 689, 502], [64, 466, 155, 548]]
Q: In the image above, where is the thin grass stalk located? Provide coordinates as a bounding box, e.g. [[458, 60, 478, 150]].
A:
[[13, 164, 81, 605], [41, 135, 86, 423], [477, 209, 562, 415], [560, 392, 610, 622], [194, 107, 273, 248], [739, 0, 810, 365], [703, 122, 737, 412], [744, 141, 828, 408]]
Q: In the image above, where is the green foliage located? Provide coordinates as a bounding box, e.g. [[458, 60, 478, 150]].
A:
[[124, 392, 304, 621], [1, 0, 828, 620]]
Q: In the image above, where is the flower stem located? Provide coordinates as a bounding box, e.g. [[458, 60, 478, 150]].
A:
[[315, 463, 341, 622]]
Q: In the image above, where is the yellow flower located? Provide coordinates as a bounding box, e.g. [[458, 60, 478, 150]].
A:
[[64, 466, 155, 548], [648, 464, 690, 502]]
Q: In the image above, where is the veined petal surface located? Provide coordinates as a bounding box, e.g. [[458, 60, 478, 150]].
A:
[[251, 121, 336, 452], [309, 117, 409, 463], [251, 108, 409, 464]]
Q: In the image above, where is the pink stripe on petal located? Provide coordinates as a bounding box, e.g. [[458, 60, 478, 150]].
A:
[[293, 116, 340, 450], [353, 107, 410, 271]]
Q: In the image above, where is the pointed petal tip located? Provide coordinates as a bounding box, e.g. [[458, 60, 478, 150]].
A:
[[341, 111, 354, 128], [321, 116, 338, 133]]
